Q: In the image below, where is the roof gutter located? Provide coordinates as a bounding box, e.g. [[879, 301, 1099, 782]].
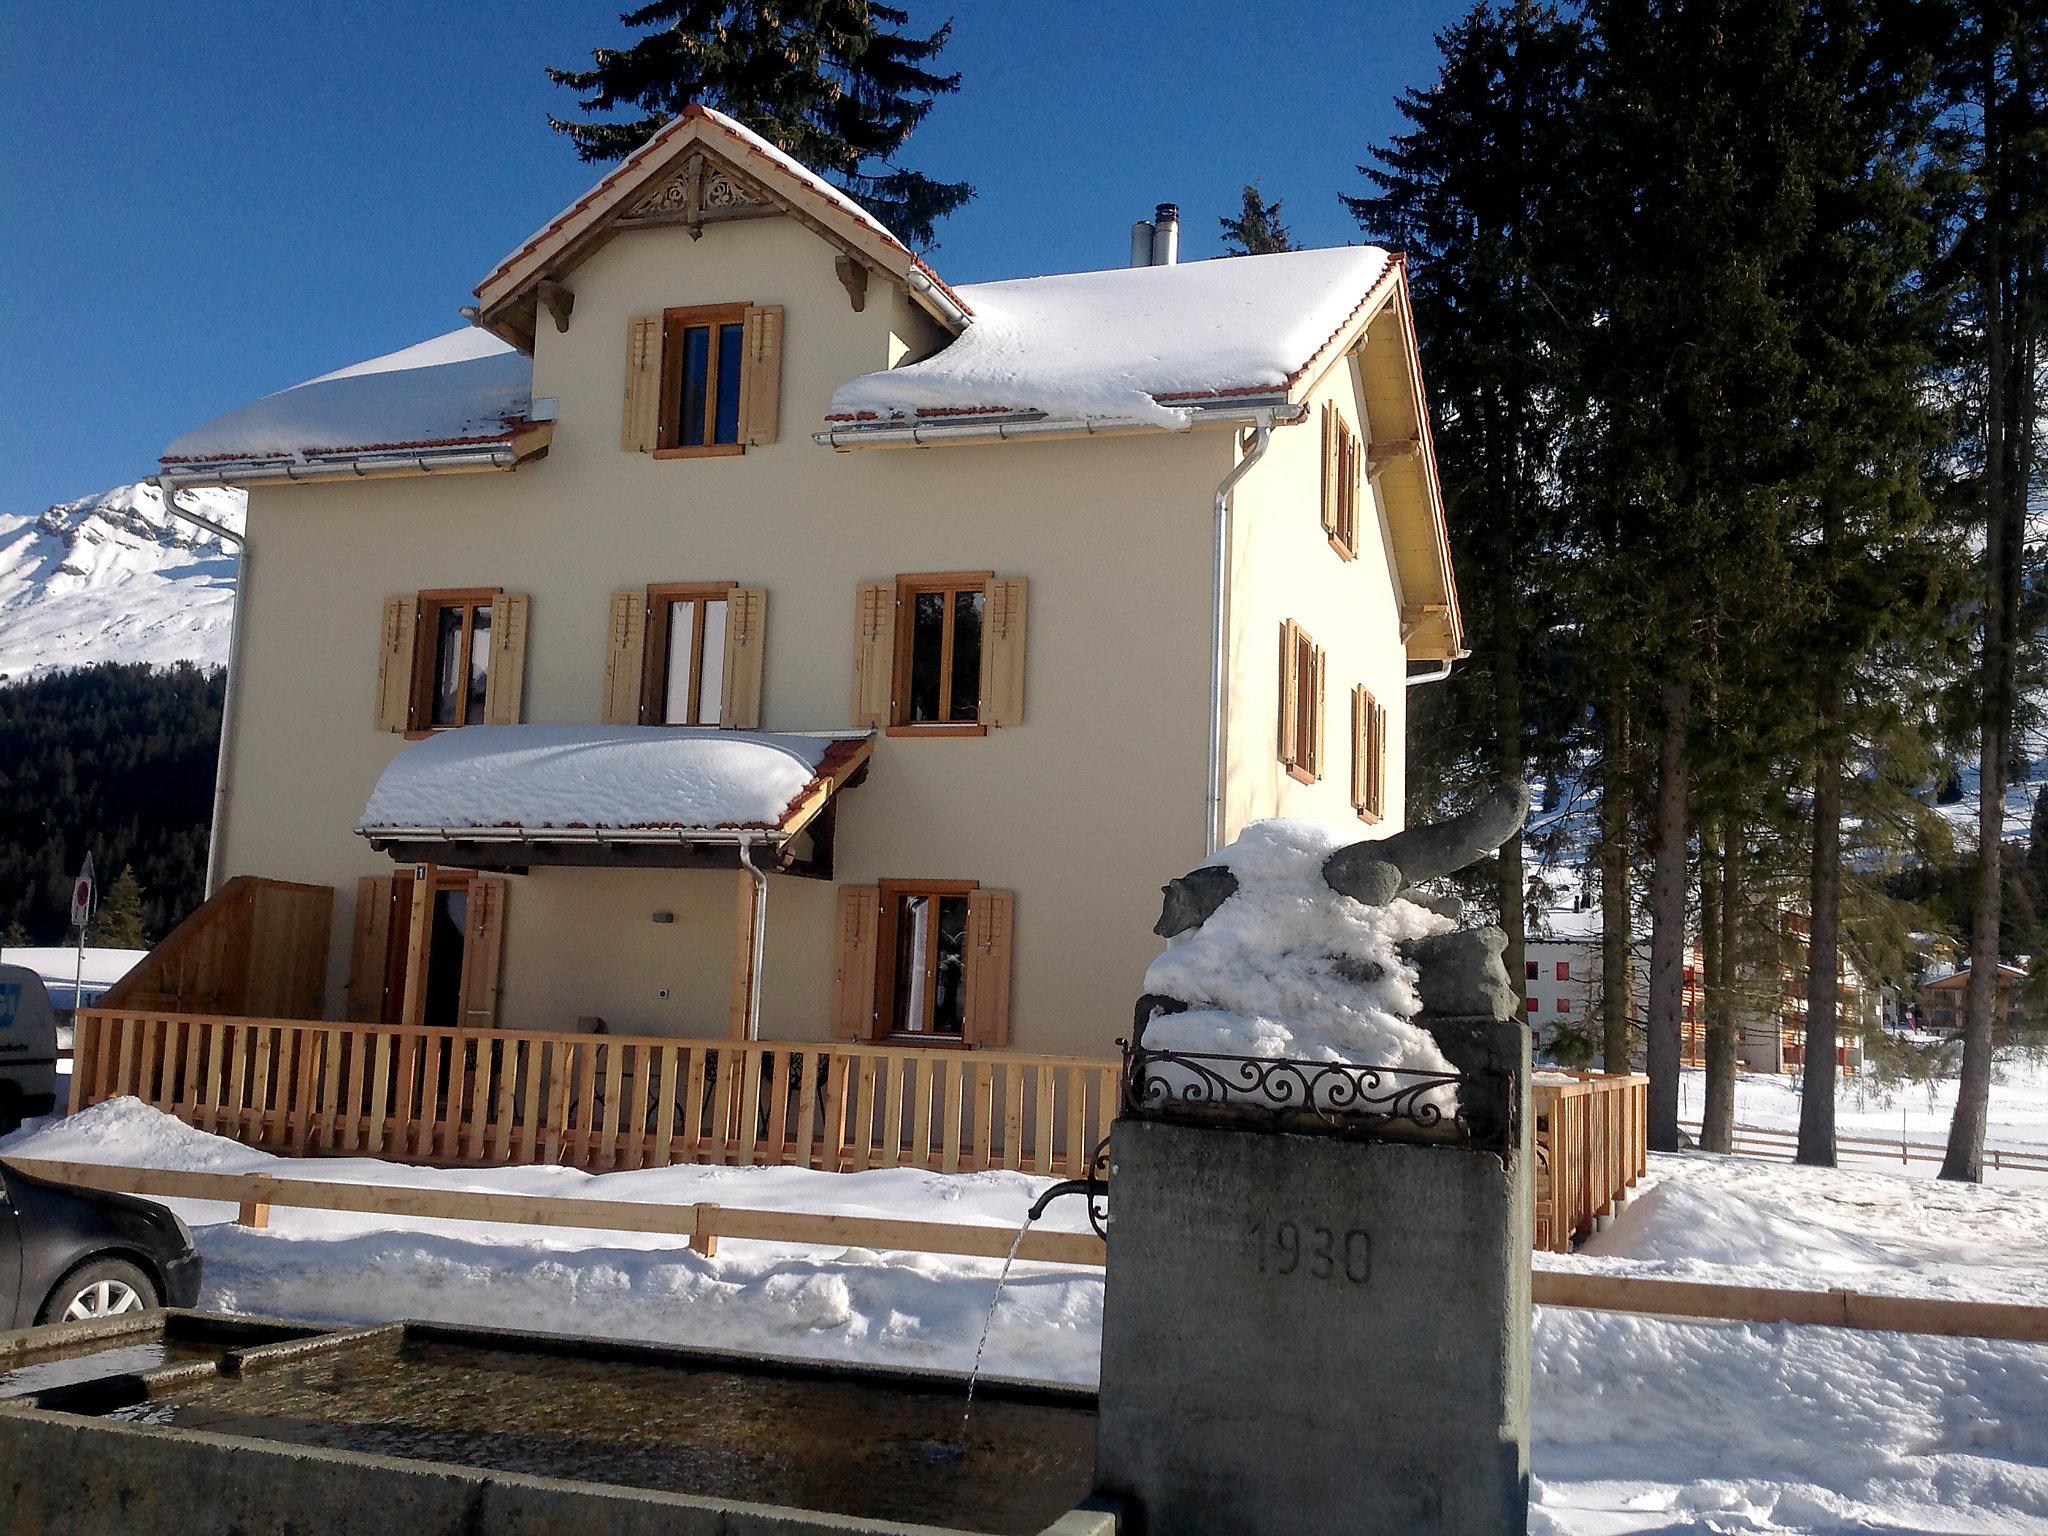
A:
[[148, 477, 244, 898], [813, 400, 1307, 450], [158, 444, 519, 489], [356, 825, 795, 848], [902, 265, 974, 332], [1207, 410, 1278, 854]]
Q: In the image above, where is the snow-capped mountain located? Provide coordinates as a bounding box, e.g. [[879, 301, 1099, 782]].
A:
[[0, 481, 245, 683]]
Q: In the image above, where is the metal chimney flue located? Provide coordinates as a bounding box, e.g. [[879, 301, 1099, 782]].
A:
[[1150, 202, 1180, 266], [1130, 219, 1156, 269]]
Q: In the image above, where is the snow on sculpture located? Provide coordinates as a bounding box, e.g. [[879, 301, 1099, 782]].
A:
[[1135, 786, 1531, 1114]]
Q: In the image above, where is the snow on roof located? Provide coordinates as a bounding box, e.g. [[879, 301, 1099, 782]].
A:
[[357, 725, 870, 839], [162, 330, 533, 467], [829, 246, 1396, 429]]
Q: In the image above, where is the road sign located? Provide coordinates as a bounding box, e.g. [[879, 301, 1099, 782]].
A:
[[70, 853, 95, 930]]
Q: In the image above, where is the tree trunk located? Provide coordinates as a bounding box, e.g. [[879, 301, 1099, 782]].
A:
[[1703, 829, 1740, 1151], [1944, 27, 2025, 1184], [1646, 676, 1691, 1152], [1798, 645, 1845, 1166], [1494, 555, 1526, 997], [1698, 820, 1726, 1152], [1600, 672, 1633, 1071]]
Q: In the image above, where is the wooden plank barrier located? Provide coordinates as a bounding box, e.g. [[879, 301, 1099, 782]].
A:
[[69, 1012, 1122, 1183], [8, 1156, 2036, 1347], [0, 1157, 1106, 1267], [92, 877, 334, 1023]]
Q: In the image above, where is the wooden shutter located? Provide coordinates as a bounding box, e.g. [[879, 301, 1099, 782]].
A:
[[459, 875, 509, 1028], [719, 586, 768, 729], [345, 875, 395, 1022], [482, 592, 529, 725], [978, 576, 1029, 728], [962, 889, 1015, 1049], [1320, 404, 1340, 540], [830, 885, 880, 1040], [603, 589, 648, 724], [1351, 686, 1368, 814], [1278, 620, 1300, 765], [742, 304, 783, 446], [1310, 644, 1327, 779], [622, 314, 662, 452], [376, 596, 418, 732], [851, 580, 895, 728]]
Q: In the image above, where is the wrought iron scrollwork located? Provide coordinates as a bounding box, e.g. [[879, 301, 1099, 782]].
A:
[[1120, 996, 1515, 1153]]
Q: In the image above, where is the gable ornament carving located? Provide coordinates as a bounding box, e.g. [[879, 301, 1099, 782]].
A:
[[623, 153, 771, 231]]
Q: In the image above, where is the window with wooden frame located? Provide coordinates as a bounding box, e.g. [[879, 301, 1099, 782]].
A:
[[1320, 402, 1363, 560], [602, 584, 766, 729], [375, 588, 529, 734], [850, 573, 1030, 736], [1350, 684, 1387, 821], [621, 303, 784, 458], [830, 882, 1015, 1047], [1278, 619, 1326, 784]]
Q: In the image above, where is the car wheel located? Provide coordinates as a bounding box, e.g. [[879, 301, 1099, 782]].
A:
[[38, 1258, 159, 1325]]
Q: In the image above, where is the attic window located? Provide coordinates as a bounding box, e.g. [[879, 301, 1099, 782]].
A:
[[659, 303, 749, 456]]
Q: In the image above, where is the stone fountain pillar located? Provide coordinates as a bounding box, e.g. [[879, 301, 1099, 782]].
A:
[[1094, 792, 1533, 1536]]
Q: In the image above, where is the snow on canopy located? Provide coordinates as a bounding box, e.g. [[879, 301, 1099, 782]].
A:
[[1139, 819, 1457, 1080], [357, 725, 864, 837], [162, 329, 533, 466], [830, 246, 1396, 429]]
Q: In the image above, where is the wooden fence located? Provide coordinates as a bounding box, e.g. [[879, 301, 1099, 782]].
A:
[[70, 1012, 1120, 1179], [98, 877, 333, 1021], [1678, 1119, 2048, 1177], [12, 1155, 2041, 1346], [1531, 1072, 1648, 1254]]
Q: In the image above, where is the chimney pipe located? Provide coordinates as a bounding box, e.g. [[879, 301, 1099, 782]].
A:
[[1130, 219, 1156, 269], [1151, 202, 1180, 266]]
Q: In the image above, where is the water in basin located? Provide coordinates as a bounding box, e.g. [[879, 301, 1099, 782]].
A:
[[0, 1338, 222, 1398], [104, 1336, 1096, 1534]]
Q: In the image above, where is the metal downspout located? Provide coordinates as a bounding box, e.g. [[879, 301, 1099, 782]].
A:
[[152, 477, 244, 897], [737, 837, 769, 1042], [1205, 413, 1276, 854]]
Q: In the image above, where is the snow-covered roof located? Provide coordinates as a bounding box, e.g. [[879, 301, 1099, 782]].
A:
[[829, 247, 1397, 429], [356, 725, 871, 844], [162, 330, 535, 470]]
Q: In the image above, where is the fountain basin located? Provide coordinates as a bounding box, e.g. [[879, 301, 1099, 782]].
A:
[[0, 1311, 1111, 1536]]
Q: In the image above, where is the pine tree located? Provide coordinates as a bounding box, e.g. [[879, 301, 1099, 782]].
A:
[[92, 866, 152, 950], [1932, 0, 2048, 1182], [548, 1, 973, 248], [1220, 185, 1297, 255], [1349, 1, 1588, 991], [1, 918, 23, 949]]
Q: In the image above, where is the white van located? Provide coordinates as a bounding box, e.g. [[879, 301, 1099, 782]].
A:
[[0, 965, 59, 1133]]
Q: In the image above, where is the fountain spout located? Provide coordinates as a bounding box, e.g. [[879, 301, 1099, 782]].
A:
[[1026, 1179, 1094, 1223], [1025, 1139, 1111, 1235]]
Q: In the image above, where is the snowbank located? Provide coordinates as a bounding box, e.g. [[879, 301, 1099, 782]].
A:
[[162, 329, 531, 466], [830, 247, 1394, 428], [357, 725, 863, 835], [1140, 820, 1454, 1075]]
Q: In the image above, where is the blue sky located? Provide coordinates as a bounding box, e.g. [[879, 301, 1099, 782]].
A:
[[0, 1, 1458, 511]]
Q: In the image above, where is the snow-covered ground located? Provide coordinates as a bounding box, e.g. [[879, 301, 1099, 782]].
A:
[[0, 481, 243, 682], [1678, 1054, 2048, 1179], [5, 1097, 2046, 1531]]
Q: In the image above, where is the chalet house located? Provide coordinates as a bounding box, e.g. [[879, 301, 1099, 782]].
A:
[[82, 107, 1460, 1168]]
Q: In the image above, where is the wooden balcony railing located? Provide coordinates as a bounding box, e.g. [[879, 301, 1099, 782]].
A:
[[71, 1011, 1120, 1178], [1531, 1071, 1648, 1253]]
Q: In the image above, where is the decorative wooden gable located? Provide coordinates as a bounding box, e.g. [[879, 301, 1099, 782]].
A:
[[618, 152, 778, 236], [473, 105, 970, 354]]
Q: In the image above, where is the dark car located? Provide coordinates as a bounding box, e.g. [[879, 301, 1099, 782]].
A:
[[0, 1163, 202, 1326]]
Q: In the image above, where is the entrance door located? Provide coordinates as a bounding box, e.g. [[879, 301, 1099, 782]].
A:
[[346, 867, 507, 1030]]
